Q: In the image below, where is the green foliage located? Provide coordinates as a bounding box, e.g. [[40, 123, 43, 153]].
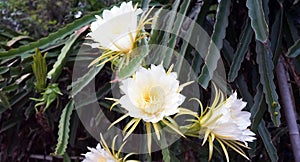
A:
[[256, 42, 281, 126], [70, 64, 104, 97], [0, 10, 101, 60], [163, 0, 190, 67], [198, 0, 231, 88], [160, 131, 171, 162], [31, 83, 62, 112], [246, 0, 269, 43], [0, 0, 72, 38], [0, 0, 300, 161], [47, 25, 89, 82], [32, 48, 47, 92], [118, 46, 149, 79], [258, 121, 278, 162], [53, 100, 74, 156], [0, 91, 11, 110], [287, 38, 300, 58], [228, 19, 253, 82]]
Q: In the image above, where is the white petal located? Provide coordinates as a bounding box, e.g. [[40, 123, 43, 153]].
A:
[[88, 1, 141, 52], [82, 144, 116, 162], [201, 92, 256, 144]]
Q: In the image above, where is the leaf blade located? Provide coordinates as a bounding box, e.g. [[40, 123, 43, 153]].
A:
[[47, 26, 89, 82], [53, 100, 74, 155], [286, 38, 300, 58], [228, 19, 253, 82], [163, 0, 191, 67], [0, 11, 101, 60], [69, 64, 104, 97], [258, 120, 278, 162], [246, 0, 269, 42], [198, 0, 231, 88], [256, 42, 281, 126], [118, 46, 149, 79]]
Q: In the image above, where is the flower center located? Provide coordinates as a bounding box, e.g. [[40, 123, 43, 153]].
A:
[[144, 86, 162, 102], [141, 86, 165, 114], [97, 156, 107, 162], [144, 93, 151, 103]]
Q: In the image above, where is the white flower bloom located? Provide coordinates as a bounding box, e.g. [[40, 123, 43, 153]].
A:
[[119, 64, 186, 123], [200, 92, 256, 145], [82, 143, 117, 162], [182, 89, 256, 161], [88, 1, 143, 52]]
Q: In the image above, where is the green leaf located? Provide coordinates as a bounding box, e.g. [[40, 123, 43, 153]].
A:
[[262, 0, 270, 23], [160, 131, 171, 162], [10, 66, 22, 78], [189, 51, 203, 79], [6, 35, 33, 47], [258, 120, 278, 162], [228, 19, 253, 82], [31, 83, 62, 112], [0, 92, 11, 110], [256, 42, 281, 126], [148, 7, 165, 46], [198, 0, 231, 88], [63, 153, 71, 162], [0, 11, 101, 60], [149, 0, 180, 65], [246, 0, 269, 43], [285, 13, 299, 43], [169, 150, 181, 162], [250, 84, 266, 132], [118, 46, 149, 79], [180, 1, 205, 79], [163, 0, 191, 67], [47, 26, 89, 82], [0, 67, 9, 75], [32, 48, 47, 92], [69, 64, 104, 97], [223, 41, 254, 107], [2, 84, 19, 93], [53, 100, 74, 156], [236, 75, 254, 107], [0, 27, 24, 39], [286, 39, 300, 58], [76, 83, 111, 110], [10, 90, 30, 107], [222, 40, 234, 64], [270, 8, 283, 65], [174, 0, 198, 74], [69, 113, 79, 146], [147, 8, 168, 64]]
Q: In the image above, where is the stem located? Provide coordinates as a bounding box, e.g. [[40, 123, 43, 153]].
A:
[[276, 55, 300, 162]]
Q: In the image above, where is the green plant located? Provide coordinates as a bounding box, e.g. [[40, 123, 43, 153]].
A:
[[0, 0, 300, 161]]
